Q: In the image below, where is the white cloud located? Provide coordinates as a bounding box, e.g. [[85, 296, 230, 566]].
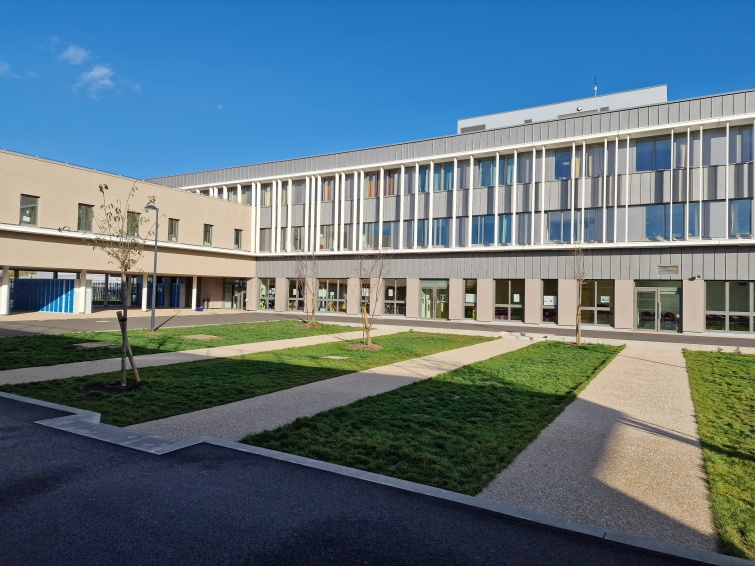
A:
[[76, 64, 114, 98], [59, 44, 90, 65], [0, 61, 10, 76]]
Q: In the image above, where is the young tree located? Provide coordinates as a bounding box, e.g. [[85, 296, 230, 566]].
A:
[[93, 183, 156, 386], [569, 242, 590, 346], [355, 251, 391, 347], [293, 251, 319, 325]]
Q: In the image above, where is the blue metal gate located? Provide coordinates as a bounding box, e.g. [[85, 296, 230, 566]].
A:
[[12, 279, 75, 313]]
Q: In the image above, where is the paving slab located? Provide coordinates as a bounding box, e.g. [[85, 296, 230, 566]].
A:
[[0, 327, 403, 385], [478, 345, 717, 552], [129, 337, 530, 441]]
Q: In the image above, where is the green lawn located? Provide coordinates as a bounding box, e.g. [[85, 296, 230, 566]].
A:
[[684, 350, 755, 560], [0, 320, 355, 370], [244, 341, 621, 495], [0, 332, 489, 427]]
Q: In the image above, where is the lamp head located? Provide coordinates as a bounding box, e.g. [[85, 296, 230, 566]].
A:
[[145, 204, 158, 212]]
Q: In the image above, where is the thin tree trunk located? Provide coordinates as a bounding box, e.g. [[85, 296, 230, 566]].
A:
[[363, 306, 371, 346], [576, 305, 582, 346]]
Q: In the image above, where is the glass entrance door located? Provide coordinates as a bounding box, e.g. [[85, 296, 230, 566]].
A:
[[636, 287, 681, 332], [420, 280, 449, 319]]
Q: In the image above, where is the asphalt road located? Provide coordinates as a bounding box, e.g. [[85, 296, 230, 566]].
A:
[[0, 397, 711, 566], [2, 308, 755, 347]]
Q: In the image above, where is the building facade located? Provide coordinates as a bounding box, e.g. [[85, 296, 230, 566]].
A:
[[3, 86, 755, 335]]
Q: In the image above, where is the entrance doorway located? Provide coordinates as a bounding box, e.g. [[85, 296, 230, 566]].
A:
[[224, 279, 247, 310], [636, 286, 681, 332], [420, 280, 448, 319]]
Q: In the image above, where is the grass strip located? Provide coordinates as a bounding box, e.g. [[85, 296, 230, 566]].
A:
[[0, 320, 355, 370], [684, 350, 755, 560], [244, 341, 621, 495], [0, 332, 489, 427]]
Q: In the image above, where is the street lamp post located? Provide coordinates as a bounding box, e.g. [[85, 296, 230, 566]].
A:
[[145, 205, 159, 333]]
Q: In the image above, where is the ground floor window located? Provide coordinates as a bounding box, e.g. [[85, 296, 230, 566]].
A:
[[360, 279, 371, 314], [287, 279, 303, 311], [464, 279, 477, 318], [383, 279, 406, 315], [581, 280, 614, 325], [494, 279, 524, 321], [317, 279, 347, 312], [259, 278, 275, 310], [706, 281, 754, 332], [542, 279, 558, 323]]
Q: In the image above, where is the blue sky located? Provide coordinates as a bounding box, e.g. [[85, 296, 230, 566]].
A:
[[2, 0, 755, 179]]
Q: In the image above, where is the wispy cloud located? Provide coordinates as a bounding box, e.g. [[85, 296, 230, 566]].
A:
[[76, 64, 114, 98], [59, 44, 89, 65], [0, 61, 10, 76]]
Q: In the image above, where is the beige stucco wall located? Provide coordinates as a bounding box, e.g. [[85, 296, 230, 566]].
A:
[[405, 278, 419, 318], [558, 279, 577, 326], [524, 279, 542, 324], [476, 279, 494, 322], [682, 279, 705, 332], [614, 279, 634, 329], [448, 278, 463, 320]]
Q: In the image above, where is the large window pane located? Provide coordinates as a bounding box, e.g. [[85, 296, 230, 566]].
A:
[[555, 149, 571, 180], [730, 199, 752, 237], [729, 282, 750, 312], [478, 158, 494, 187], [706, 281, 726, 311], [499, 214, 512, 244], [645, 205, 665, 239], [654, 137, 671, 170], [688, 202, 700, 238], [635, 139, 655, 171]]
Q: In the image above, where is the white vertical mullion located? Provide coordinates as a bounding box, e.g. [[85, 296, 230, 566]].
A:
[[413, 163, 419, 248], [451, 158, 458, 248], [602, 138, 607, 243], [580, 141, 585, 243], [315, 175, 322, 252], [752, 120, 755, 240], [428, 161, 434, 248], [540, 147, 546, 245], [699, 127, 703, 237], [725, 122, 730, 238], [613, 137, 618, 243], [352, 172, 358, 252], [399, 164, 405, 250], [494, 153, 500, 246], [378, 167, 384, 250], [250, 183, 257, 252], [670, 131, 674, 241], [512, 150, 518, 246], [236, 183, 242, 203], [359, 170, 365, 251], [287, 179, 292, 252], [570, 143, 575, 243], [467, 156, 473, 247], [255, 182, 261, 253], [530, 147, 536, 245], [303, 177, 310, 252], [340, 173, 346, 250], [625, 135, 630, 243], [685, 128, 690, 239], [333, 175, 340, 252]]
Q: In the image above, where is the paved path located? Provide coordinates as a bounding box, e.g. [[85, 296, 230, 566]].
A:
[[129, 337, 531, 441], [0, 327, 404, 385], [478, 345, 717, 552]]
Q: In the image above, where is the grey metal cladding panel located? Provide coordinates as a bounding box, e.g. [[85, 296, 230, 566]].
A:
[[639, 107, 649, 128], [629, 108, 639, 129], [690, 99, 701, 121], [668, 103, 679, 124], [723, 94, 734, 117], [320, 202, 334, 224], [703, 251, 716, 279], [565, 119, 575, 138], [418, 193, 429, 217], [711, 96, 723, 118], [383, 198, 398, 221], [259, 208, 272, 229], [363, 200, 379, 223], [619, 110, 629, 130], [648, 105, 659, 127], [747, 91, 755, 113], [701, 97, 713, 119], [737, 248, 748, 279], [726, 250, 738, 280], [659, 104, 669, 126]]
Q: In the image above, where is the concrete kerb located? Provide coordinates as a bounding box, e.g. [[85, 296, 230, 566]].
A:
[[0, 390, 747, 566]]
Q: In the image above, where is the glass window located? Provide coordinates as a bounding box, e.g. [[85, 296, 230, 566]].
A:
[[499, 214, 512, 244], [340, 224, 352, 250], [499, 155, 515, 184], [362, 222, 379, 249], [203, 224, 213, 246], [319, 225, 334, 250], [234, 229, 242, 250], [321, 178, 334, 202], [364, 172, 379, 198], [706, 281, 755, 332], [743, 127, 753, 163], [77, 204, 93, 232], [433, 162, 454, 192], [645, 205, 665, 240], [554, 149, 571, 180], [418, 166, 429, 193], [730, 199, 752, 237], [432, 218, 449, 246], [547, 210, 573, 243], [292, 181, 305, 204], [494, 279, 525, 321], [542, 279, 558, 323], [655, 137, 671, 170], [582, 209, 598, 242], [260, 185, 272, 207], [477, 158, 495, 187], [168, 218, 179, 242], [674, 136, 689, 169], [688, 202, 700, 238], [259, 228, 271, 251], [403, 220, 413, 248], [580, 280, 614, 326], [384, 170, 399, 196], [381, 221, 395, 249], [384, 279, 406, 315], [586, 144, 604, 177], [636, 136, 671, 171], [706, 281, 726, 312], [404, 167, 415, 195], [259, 278, 276, 310], [471, 215, 495, 245], [291, 226, 303, 251], [729, 282, 750, 312], [417, 219, 428, 247], [280, 185, 287, 205], [317, 279, 348, 313], [635, 139, 655, 171], [127, 212, 140, 237], [287, 278, 304, 311], [464, 279, 477, 319]]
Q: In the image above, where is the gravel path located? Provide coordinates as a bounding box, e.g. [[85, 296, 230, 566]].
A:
[[478, 345, 716, 552], [128, 337, 532, 441]]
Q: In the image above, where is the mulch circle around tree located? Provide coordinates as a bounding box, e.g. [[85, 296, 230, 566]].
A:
[[82, 381, 149, 394], [346, 344, 383, 351]]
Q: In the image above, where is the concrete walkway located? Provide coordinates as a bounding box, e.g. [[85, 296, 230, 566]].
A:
[[478, 344, 716, 552], [128, 337, 531, 442], [0, 327, 405, 385]]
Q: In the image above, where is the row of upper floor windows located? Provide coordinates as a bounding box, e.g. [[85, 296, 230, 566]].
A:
[[237, 126, 754, 207], [17, 196, 244, 250]]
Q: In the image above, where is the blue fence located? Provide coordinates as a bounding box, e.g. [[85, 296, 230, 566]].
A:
[[12, 279, 75, 313]]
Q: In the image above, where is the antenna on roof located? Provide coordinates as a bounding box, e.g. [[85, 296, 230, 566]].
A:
[[594, 77, 598, 97]]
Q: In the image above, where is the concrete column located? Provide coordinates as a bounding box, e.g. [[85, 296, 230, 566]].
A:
[[84, 280, 93, 314], [524, 278, 542, 324], [557, 279, 578, 327], [405, 278, 420, 319], [682, 279, 705, 333], [370, 277, 384, 316], [476, 279, 494, 322], [275, 277, 287, 312], [191, 276, 198, 310], [448, 278, 464, 320], [75, 270, 87, 314], [0, 266, 10, 316], [245, 278, 256, 311], [346, 277, 360, 316], [614, 279, 634, 330], [141, 274, 148, 312]]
